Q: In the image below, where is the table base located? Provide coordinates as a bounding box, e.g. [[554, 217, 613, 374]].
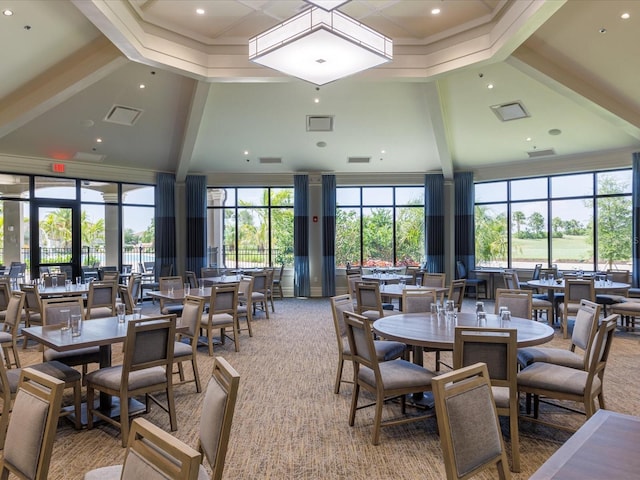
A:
[[64, 396, 146, 428], [406, 392, 435, 409]]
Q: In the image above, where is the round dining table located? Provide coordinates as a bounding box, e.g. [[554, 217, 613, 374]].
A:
[[526, 279, 630, 292], [372, 312, 555, 350]]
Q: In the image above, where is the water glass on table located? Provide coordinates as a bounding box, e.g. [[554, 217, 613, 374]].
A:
[[133, 307, 142, 319], [117, 302, 126, 323], [70, 314, 82, 337]]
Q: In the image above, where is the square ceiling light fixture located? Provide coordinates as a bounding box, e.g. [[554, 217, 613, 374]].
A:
[[305, 0, 352, 10], [248, 6, 392, 86]]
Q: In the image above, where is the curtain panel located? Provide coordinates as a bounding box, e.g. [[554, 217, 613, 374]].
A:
[[294, 175, 310, 297], [155, 173, 176, 276], [185, 175, 207, 276], [321, 175, 336, 296], [424, 174, 445, 273], [633, 152, 640, 288], [454, 172, 475, 277]]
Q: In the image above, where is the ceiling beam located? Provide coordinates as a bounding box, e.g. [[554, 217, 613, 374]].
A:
[[0, 37, 126, 139], [510, 46, 640, 140], [175, 81, 211, 182], [423, 83, 453, 180]]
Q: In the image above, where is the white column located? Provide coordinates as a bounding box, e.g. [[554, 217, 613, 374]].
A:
[[207, 189, 225, 267], [102, 193, 120, 266], [2, 200, 24, 265]]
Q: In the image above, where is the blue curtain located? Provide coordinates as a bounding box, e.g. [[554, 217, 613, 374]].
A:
[[633, 152, 640, 288], [425, 174, 445, 273], [454, 172, 475, 276], [185, 175, 207, 276], [322, 175, 336, 296], [294, 175, 310, 297], [155, 173, 176, 276]]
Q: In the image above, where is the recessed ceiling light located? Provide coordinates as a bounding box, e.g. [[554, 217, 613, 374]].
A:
[[2, 9, 13, 16], [314, 97, 320, 103], [381, 149, 386, 154], [621, 13, 630, 20], [431, 8, 441, 15], [487, 83, 494, 89], [96, 138, 103, 143], [599, 27, 607, 34], [139, 84, 145, 89], [196, 8, 205, 15], [243, 150, 249, 156], [526, 137, 532, 142]]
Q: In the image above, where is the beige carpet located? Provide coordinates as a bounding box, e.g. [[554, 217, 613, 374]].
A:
[[7, 297, 640, 479]]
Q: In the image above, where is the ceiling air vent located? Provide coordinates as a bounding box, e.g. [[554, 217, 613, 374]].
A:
[[527, 148, 555, 158], [104, 105, 143, 126], [259, 157, 282, 164], [490, 101, 529, 122], [307, 115, 333, 132], [348, 157, 370, 164], [73, 152, 105, 162]]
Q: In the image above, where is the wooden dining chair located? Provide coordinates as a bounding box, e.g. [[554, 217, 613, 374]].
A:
[[446, 279, 466, 311], [558, 278, 595, 338], [0, 291, 25, 369], [200, 283, 240, 355], [85, 280, 118, 319], [173, 295, 205, 392], [454, 327, 520, 472], [494, 288, 532, 320], [86, 315, 178, 447], [344, 311, 436, 445], [0, 368, 65, 480], [432, 363, 511, 479]]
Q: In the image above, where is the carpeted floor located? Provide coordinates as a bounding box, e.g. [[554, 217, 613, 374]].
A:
[[7, 297, 640, 479]]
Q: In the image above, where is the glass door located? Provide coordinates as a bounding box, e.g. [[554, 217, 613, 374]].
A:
[[31, 201, 81, 281]]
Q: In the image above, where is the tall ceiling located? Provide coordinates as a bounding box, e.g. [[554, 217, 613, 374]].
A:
[[0, 0, 638, 183]]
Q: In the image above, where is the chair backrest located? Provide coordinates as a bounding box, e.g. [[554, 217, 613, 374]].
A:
[[402, 289, 436, 313], [447, 280, 466, 311], [209, 284, 239, 317], [158, 264, 174, 278], [128, 273, 142, 301], [355, 282, 383, 316], [494, 288, 532, 319], [123, 315, 177, 377], [199, 357, 241, 480], [540, 266, 558, 278], [86, 281, 117, 317], [42, 296, 85, 326], [200, 267, 218, 279], [143, 261, 155, 274], [0, 283, 10, 312], [431, 363, 510, 480], [38, 266, 50, 276], [185, 271, 198, 288], [571, 300, 601, 355], [420, 273, 445, 288], [1, 368, 65, 480], [20, 283, 42, 315], [531, 263, 542, 281], [121, 264, 132, 274], [455, 261, 468, 279], [454, 327, 517, 390], [347, 274, 362, 296], [276, 264, 284, 282], [101, 270, 120, 283], [251, 272, 267, 295], [118, 284, 136, 315], [7, 263, 25, 280], [160, 276, 184, 292], [265, 268, 275, 291], [605, 269, 629, 283], [502, 271, 517, 290], [330, 294, 354, 342], [181, 295, 205, 338], [120, 418, 201, 480], [237, 276, 254, 303], [565, 278, 595, 303], [3, 291, 26, 335], [584, 315, 617, 381], [343, 311, 378, 372], [42, 272, 67, 287]]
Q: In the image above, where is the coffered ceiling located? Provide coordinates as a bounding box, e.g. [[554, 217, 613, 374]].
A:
[[0, 0, 638, 183]]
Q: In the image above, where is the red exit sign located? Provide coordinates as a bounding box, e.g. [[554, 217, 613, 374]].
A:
[[52, 163, 65, 173]]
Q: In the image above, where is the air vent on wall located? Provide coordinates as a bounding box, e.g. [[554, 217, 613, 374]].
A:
[[527, 148, 555, 158], [348, 157, 370, 163], [104, 105, 143, 126], [259, 157, 282, 164], [307, 115, 334, 132], [490, 101, 529, 122]]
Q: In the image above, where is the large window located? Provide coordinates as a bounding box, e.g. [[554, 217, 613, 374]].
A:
[[207, 187, 294, 268], [336, 186, 424, 268], [475, 169, 632, 271]]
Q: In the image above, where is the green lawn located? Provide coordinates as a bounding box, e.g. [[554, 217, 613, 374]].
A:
[[512, 235, 592, 263]]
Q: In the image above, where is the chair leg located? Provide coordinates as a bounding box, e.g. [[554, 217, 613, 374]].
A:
[[207, 326, 214, 356], [232, 322, 240, 352], [264, 300, 270, 319], [72, 380, 82, 430], [191, 357, 202, 393], [120, 394, 130, 448], [334, 358, 344, 394], [167, 384, 177, 431], [86, 386, 95, 429], [348, 383, 360, 426], [509, 410, 520, 472], [371, 393, 384, 445]]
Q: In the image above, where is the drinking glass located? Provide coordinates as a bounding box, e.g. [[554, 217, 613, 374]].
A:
[[60, 309, 71, 332], [475, 301, 485, 316], [133, 307, 142, 319], [184, 283, 190, 295], [415, 276, 422, 287], [501, 309, 512, 322], [116, 303, 126, 323], [65, 279, 72, 291], [75, 276, 82, 286], [52, 276, 58, 288], [70, 314, 82, 337], [476, 311, 487, 325]]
